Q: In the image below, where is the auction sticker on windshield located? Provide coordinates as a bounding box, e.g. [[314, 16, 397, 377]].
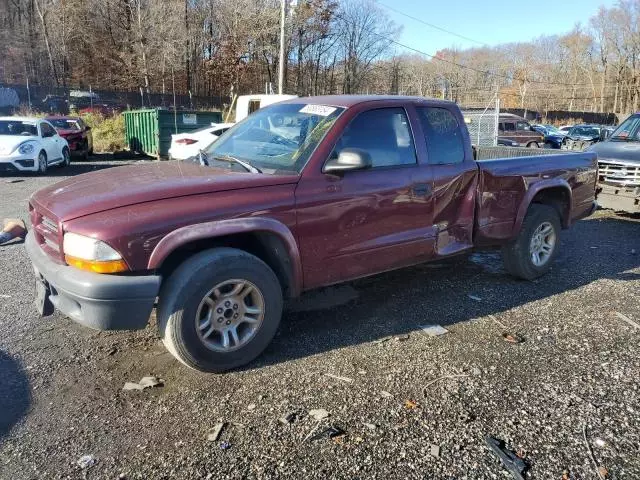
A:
[[299, 104, 337, 116]]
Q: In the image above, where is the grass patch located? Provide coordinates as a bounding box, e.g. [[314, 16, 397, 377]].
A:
[[79, 112, 125, 153]]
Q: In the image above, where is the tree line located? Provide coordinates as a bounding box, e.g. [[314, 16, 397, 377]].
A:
[[1, 0, 639, 114]]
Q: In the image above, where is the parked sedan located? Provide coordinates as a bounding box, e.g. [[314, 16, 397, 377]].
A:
[[168, 123, 234, 160], [0, 117, 70, 174], [531, 124, 566, 149], [47, 116, 93, 160]]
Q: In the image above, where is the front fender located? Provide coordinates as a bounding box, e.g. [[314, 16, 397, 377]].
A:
[[148, 217, 303, 296], [511, 178, 572, 239]]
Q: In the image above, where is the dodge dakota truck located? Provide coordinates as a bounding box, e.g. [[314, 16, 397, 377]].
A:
[[26, 95, 598, 372]]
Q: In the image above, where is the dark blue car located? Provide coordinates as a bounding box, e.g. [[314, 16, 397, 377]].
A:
[[531, 124, 566, 149]]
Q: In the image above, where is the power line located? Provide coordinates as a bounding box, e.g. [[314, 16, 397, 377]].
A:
[[363, 4, 616, 88], [375, 1, 489, 47]]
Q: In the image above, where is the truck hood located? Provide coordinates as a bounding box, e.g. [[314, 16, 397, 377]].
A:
[[31, 161, 299, 221], [589, 140, 640, 164]]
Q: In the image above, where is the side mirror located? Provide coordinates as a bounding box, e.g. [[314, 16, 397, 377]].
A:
[[599, 129, 611, 141], [324, 148, 372, 174]]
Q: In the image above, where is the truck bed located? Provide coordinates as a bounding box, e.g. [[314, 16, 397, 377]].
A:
[[473, 149, 598, 245]]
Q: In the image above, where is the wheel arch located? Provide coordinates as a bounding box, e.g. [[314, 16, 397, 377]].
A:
[[511, 180, 572, 240], [149, 218, 303, 298]]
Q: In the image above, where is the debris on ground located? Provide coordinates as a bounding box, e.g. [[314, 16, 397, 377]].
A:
[[394, 334, 410, 342], [324, 373, 354, 383], [207, 423, 225, 442], [122, 376, 164, 391], [424, 374, 469, 391], [485, 436, 529, 480], [219, 441, 231, 450], [308, 425, 345, 442], [561, 469, 570, 480], [247, 403, 256, 410], [583, 424, 607, 480], [308, 408, 329, 421], [613, 311, 639, 330], [76, 454, 97, 469], [5, 179, 23, 184], [430, 444, 441, 457], [363, 422, 377, 431], [379, 391, 394, 399], [418, 324, 449, 337], [279, 412, 296, 425], [502, 333, 524, 344], [468, 294, 482, 301], [0, 218, 26, 245], [404, 400, 419, 409]]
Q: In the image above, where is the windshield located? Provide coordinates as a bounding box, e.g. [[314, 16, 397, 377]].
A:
[[48, 119, 80, 130], [0, 120, 38, 136], [205, 103, 344, 173], [570, 126, 599, 137], [610, 115, 640, 141]]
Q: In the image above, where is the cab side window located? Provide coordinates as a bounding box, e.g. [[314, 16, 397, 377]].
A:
[[417, 107, 464, 165], [516, 121, 530, 131], [502, 122, 516, 132], [332, 107, 416, 168]]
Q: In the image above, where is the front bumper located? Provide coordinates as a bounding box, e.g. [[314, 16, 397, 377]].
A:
[[0, 155, 37, 172], [26, 232, 161, 330], [596, 183, 640, 214]]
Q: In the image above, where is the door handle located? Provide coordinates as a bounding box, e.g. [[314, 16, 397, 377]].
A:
[[412, 183, 431, 197]]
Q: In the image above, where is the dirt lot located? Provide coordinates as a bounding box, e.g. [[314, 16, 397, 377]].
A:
[[0, 160, 639, 480]]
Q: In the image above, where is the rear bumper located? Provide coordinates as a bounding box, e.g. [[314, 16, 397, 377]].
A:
[[596, 184, 640, 214], [26, 232, 161, 330]]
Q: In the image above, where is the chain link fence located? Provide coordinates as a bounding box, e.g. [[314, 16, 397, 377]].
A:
[[458, 92, 500, 147], [0, 83, 228, 114]]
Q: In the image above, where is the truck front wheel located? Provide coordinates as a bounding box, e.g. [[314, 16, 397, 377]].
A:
[[157, 248, 283, 373], [502, 204, 561, 280]]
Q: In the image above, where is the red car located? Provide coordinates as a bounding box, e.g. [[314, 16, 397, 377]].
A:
[[46, 116, 93, 160]]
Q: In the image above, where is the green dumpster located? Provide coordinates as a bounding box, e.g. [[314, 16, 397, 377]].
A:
[[123, 109, 222, 158]]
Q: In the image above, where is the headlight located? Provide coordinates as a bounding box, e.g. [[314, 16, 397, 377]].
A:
[[18, 142, 35, 155], [63, 232, 128, 273]]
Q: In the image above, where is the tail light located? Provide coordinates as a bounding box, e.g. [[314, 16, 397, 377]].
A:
[[175, 138, 197, 145]]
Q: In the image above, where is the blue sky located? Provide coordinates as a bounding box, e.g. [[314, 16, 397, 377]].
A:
[[378, 0, 619, 53]]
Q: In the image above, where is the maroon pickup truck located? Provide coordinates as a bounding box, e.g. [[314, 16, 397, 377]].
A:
[[26, 96, 597, 372]]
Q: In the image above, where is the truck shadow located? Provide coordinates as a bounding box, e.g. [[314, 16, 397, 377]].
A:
[[250, 214, 639, 370], [0, 351, 31, 440]]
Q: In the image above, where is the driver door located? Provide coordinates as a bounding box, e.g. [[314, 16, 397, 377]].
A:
[[294, 105, 436, 289], [40, 121, 61, 162]]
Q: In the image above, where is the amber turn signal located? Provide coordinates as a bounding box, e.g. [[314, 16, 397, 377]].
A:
[[65, 255, 129, 274]]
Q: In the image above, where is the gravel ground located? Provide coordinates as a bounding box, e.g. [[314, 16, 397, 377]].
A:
[[0, 159, 639, 480]]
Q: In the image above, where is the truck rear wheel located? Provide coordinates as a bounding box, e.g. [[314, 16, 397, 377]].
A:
[[502, 204, 561, 280], [157, 248, 283, 373]]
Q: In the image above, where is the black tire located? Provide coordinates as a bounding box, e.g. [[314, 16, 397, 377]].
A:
[[527, 142, 540, 148], [60, 147, 71, 167], [157, 248, 283, 373], [37, 150, 47, 174], [502, 204, 561, 280]]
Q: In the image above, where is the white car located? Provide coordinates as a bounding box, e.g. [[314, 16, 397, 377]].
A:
[[168, 123, 234, 160], [0, 117, 70, 174]]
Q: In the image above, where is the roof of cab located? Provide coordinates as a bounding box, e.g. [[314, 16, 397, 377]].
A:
[[278, 94, 456, 108]]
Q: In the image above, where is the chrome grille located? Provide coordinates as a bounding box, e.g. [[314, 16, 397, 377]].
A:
[[29, 203, 63, 262], [598, 160, 640, 186]]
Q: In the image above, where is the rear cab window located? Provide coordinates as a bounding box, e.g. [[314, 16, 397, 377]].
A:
[[417, 107, 464, 165]]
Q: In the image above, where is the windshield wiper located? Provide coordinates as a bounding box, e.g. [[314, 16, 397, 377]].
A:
[[213, 154, 262, 174]]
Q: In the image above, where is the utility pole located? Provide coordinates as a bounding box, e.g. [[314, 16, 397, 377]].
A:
[[278, 0, 286, 94]]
